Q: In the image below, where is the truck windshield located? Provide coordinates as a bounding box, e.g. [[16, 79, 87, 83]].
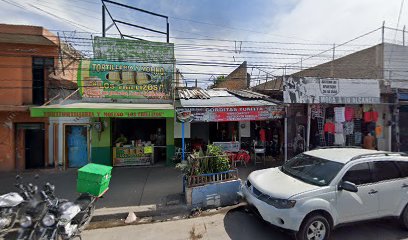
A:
[[281, 153, 344, 186]]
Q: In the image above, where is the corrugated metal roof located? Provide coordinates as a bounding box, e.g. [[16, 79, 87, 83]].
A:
[[177, 88, 211, 99], [227, 89, 269, 99]]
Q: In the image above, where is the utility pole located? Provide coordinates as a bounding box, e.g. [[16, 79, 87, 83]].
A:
[[102, 5, 106, 37], [403, 25, 406, 46], [382, 21, 385, 44], [331, 43, 335, 78]]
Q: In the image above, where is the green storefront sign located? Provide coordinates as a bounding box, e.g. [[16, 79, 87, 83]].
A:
[[78, 59, 174, 99], [93, 37, 174, 63], [30, 107, 174, 118]]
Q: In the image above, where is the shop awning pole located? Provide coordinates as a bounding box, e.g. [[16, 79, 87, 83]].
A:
[[182, 121, 185, 161], [306, 104, 311, 151], [284, 106, 288, 162]]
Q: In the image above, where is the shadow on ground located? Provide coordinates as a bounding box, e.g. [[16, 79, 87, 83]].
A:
[[223, 206, 408, 240]]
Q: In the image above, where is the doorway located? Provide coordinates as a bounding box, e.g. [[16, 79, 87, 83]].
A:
[[22, 124, 45, 169], [65, 125, 89, 168]]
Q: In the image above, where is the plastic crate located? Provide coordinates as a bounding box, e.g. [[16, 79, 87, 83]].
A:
[[77, 163, 112, 196]]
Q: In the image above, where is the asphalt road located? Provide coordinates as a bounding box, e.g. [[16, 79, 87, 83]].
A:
[[82, 206, 408, 240]]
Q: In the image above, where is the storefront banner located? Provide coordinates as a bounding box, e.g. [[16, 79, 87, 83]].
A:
[[78, 59, 173, 99], [283, 77, 380, 104], [30, 108, 174, 118], [176, 106, 285, 122]]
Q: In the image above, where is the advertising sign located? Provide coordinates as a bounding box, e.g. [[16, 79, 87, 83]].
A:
[[283, 77, 380, 104], [176, 106, 285, 122], [77, 59, 173, 99], [30, 108, 174, 118], [93, 37, 174, 63], [113, 147, 152, 166]]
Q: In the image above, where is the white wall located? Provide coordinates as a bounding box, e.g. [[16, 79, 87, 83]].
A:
[[384, 43, 408, 88]]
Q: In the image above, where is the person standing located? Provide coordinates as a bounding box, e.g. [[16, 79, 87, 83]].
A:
[[363, 132, 376, 150]]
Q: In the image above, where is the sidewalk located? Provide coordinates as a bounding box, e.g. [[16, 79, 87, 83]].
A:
[[0, 160, 282, 220]]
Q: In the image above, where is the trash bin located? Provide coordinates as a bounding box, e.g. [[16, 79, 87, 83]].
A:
[[77, 163, 113, 196]]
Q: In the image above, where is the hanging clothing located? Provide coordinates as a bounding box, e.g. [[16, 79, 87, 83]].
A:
[[325, 107, 335, 118], [343, 121, 354, 135], [334, 107, 346, 123], [324, 122, 335, 134], [259, 129, 266, 142], [346, 134, 355, 146], [354, 132, 362, 145], [344, 107, 354, 121], [354, 106, 363, 119], [364, 111, 379, 123], [353, 119, 362, 132], [334, 133, 345, 145], [311, 104, 324, 119], [335, 122, 343, 133], [367, 122, 376, 135], [375, 125, 383, 137], [325, 132, 334, 146]]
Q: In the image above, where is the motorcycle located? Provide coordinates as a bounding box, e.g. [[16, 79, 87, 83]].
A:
[[16, 178, 49, 240], [0, 176, 37, 237], [37, 186, 101, 240]]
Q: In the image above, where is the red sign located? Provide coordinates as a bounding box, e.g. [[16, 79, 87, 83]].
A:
[[176, 106, 285, 122]]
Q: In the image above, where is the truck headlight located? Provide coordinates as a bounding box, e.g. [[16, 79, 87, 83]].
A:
[[20, 216, 32, 228], [42, 214, 56, 227]]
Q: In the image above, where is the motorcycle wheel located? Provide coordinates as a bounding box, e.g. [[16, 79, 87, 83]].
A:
[[78, 204, 95, 231], [0, 211, 17, 236]]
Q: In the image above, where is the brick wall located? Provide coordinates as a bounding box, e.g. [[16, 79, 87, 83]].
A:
[[215, 61, 249, 90]]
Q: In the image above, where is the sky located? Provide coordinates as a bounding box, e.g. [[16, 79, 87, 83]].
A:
[[0, 0, 407, 87]]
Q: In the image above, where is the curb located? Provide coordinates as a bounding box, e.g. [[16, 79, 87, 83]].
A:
[[92, 204, 190, 222], [87, 202, 247, 230]]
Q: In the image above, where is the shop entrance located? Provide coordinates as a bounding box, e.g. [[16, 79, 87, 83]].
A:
[[112, 118, 166, 166], [17, 123, 45, 169], [65, 125, 89, 168]]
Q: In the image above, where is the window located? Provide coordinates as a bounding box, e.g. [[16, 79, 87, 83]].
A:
[[396, 161, 408, 178], [342, 163, 372, 185], [281, 153, 344, 186], [371, 161, 401, 182]]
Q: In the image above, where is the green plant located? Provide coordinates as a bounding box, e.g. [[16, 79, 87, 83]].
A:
[[176, 144, 231, 176]]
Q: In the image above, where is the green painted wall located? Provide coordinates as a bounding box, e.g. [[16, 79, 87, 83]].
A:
[[166, 117, 175, 166], [91, 118, 112, 166]]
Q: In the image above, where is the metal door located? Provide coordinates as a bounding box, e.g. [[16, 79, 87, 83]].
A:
[[66, 126, 88, 168]]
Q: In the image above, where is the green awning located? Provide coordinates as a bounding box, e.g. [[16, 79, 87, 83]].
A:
[[30, 102, 174, 118]]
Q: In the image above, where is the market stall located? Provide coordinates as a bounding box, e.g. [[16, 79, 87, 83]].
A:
[[283, 76, 390, 159], [175, 89, 285, 162]]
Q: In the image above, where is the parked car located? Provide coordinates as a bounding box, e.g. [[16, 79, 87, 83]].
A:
[[241, 147, 408, 240]]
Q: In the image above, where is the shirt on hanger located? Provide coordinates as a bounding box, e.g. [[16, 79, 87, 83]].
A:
[[324, 122, 335, 134], [344, 121, 354, 135], [325, 107, 335, 118], [354, 106, 363, 119], [334, 107, 346, 123], [259, 129, 266, 142], [354, 132, 362, 145], [375, 125, 383, 137], [345, 107, 354, 121], [334, 133, 345, 145], [364, 111, 379, 122], [335, 122, 343, 133]]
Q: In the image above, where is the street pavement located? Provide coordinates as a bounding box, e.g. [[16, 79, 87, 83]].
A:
[[83, 206, 408, 240]]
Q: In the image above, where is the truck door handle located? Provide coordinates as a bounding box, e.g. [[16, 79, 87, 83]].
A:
[[368, 189, 378, 194], [402, 183, 408, 188]]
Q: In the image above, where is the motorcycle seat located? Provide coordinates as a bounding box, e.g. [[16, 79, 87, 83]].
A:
[[74, 195, 93, 211]]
